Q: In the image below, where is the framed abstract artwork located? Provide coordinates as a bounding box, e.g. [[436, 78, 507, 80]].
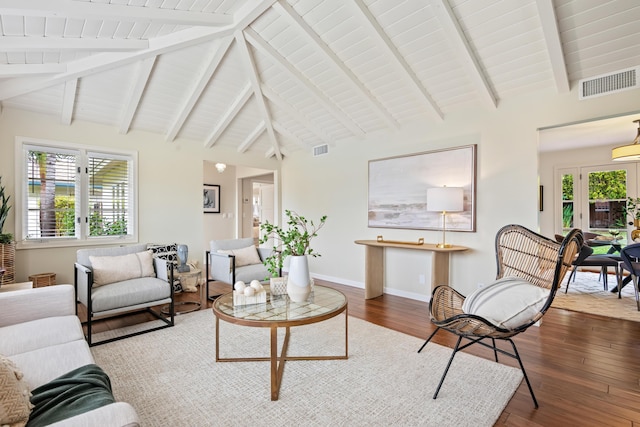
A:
[[368, 145, 477, 231], [203, 184, 220, 213]]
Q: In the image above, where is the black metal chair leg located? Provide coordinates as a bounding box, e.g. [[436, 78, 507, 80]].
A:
[[507, 338, 539, 408], [491, 338, 498, 362], [433, 336, 462, 400], [417, 327, 440, 353]]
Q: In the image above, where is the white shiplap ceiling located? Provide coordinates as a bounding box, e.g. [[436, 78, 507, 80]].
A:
[[1, 0, 640, 159]]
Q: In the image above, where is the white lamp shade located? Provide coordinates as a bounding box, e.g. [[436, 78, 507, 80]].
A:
[[427, 187, 464, 212]]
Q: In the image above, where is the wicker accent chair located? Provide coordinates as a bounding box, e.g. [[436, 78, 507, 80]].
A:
[[418, 225, 583, 408]]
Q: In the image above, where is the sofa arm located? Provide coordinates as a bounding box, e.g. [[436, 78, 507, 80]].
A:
[[74, 262, 92, 307], [48, 402, 140, 427], [0, 285, 76, 328]]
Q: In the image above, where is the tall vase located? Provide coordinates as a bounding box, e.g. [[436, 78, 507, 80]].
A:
[[287, 255, 311, 303]]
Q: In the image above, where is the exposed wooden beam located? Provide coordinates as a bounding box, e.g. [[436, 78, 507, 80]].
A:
[[0, 26, 226, 100], [244, 27, 365, 137], [238, 121, 266, 153], [0, 64, 66, 77], [60, 78, 77, 125], [0, 37, 148, 52], [234, 30, 282, 160], [1, 0, 233, 26], [204, 82, 253, 148], [535, 0, 570, 93], [119, 57, 156, 134], [351, 0, 443, 121], [165, 37, 233, 142], [429, 0, 497, 108], [273, 0, 399, 130], [261, 84, 333, 146]]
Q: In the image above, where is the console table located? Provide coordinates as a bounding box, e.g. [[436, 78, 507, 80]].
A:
[[354, 240, 469, 299]]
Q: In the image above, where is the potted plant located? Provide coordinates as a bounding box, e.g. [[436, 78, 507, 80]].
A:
[[0, 177, 14, 286], [622, 197, 640, 241], [260, 210, 327, 302]]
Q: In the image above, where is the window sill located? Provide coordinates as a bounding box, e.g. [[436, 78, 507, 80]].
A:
[[16, 236, 138, 250]]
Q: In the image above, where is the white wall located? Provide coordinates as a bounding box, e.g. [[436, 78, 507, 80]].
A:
[[280, 87, 640, 300], [1, 85, 639, 298], [0, 108, 278, 285]]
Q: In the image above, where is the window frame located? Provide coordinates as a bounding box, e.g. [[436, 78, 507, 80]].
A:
[[14, 136, 138, 250]]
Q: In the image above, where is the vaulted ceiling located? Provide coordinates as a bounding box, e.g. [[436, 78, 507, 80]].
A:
[[1, 0, 639, 159]]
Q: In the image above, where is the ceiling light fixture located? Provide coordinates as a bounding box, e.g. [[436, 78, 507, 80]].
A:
[[215, 163, 226, 173], [612, 120, 640, 161]]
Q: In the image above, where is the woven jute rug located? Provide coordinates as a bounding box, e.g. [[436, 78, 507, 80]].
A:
[[552, 271, 640, 322], [92, 310, 523, 426]]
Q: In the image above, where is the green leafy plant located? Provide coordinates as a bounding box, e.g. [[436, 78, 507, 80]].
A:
[[0, 177, 12, 244], [259, 210, 327, 278], [621, 197, 640, 225]]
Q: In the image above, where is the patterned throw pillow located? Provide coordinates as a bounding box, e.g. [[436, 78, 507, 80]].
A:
[[147, 243, 182, 293], [0, 354, 33, 426]]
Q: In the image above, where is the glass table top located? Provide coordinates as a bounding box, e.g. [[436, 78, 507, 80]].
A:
[[213, 284, 347, 327]]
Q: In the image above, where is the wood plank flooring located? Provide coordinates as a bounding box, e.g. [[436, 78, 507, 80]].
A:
[[82, 279, 640, 427]]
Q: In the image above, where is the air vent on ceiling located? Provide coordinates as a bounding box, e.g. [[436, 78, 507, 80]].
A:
[[313, 144, 329, 157], [579, 66, 639, 100]]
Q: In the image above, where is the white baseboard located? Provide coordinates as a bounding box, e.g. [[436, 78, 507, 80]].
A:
[[311, 273, 431, 302]]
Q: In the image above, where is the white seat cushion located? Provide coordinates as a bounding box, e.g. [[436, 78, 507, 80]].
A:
[[0, 316, 84, 357], [462, 276, 550, 329]]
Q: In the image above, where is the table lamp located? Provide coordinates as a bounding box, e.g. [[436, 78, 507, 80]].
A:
[[427, 186, 464, 248]]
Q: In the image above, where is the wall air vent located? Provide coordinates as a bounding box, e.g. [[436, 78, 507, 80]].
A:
[[579, 66, 639, 100], [313, 144, 329, 157]]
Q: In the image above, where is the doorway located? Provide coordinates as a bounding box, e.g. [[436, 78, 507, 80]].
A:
[[253, 182, 274, 246]]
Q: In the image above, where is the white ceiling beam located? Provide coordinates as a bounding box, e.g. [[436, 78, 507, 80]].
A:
[[234, 30, 282, 160], [244, 27, 365, 138], [0, 37, 149, 52], [165, 37, 233, 142], [1, 0, 233, 26], [273, 0, 399, 131], [119, 56, 156, 134], [0, 26, 226, 100], [0, 64, 66, 77], [261, 84, 333, 146], [204, 82, 253, 148], [60, 78, 77, 126], [233, 0, 278, 31], [535, 0, 570, 93], [265, 145, 289, 159], [429, 0, 497, 109], [238, 121, 266, 153], [351, 0, 443, 121]]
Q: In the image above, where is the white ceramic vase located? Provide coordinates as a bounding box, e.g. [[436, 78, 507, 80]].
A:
[[287, 255, 311, 303]]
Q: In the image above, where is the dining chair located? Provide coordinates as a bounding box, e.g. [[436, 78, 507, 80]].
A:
[[618, 243, 640, 310]]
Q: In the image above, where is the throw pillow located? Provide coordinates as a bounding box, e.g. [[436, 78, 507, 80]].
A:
[[148, 243, 182, 292], [217, 245, 262, 267], [90, 250, 156, 287], [0, 354, 33, 426], [461, 276, 550, 330]]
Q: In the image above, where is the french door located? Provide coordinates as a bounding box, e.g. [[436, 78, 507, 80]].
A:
[[558, 163, 637, 236]]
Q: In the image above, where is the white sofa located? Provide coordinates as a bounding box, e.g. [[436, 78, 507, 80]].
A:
[[0, 285, 139, 426]]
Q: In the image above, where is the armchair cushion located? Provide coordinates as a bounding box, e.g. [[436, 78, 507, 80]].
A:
[[217, 245, 262, 267], [91, 277, 171, 313], [89, 250, 155, 287], [462, 276, 549, 329]]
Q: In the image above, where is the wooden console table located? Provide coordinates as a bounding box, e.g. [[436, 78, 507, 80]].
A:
[[354, 240, 469, 299]]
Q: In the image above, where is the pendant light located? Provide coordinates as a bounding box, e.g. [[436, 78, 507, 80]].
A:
[[612, 120, 640, 161]]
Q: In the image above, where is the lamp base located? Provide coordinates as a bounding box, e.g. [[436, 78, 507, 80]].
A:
[[436, 243, 453, 248]]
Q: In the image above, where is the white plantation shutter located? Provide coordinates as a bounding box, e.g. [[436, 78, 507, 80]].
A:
[[19, 138, 136, 246]]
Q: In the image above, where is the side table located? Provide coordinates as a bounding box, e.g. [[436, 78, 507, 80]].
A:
[[162, 268, 202, 315]]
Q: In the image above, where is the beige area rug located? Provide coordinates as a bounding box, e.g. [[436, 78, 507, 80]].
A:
[[552, 271, 640, 321], [91, 310, 523, 427]]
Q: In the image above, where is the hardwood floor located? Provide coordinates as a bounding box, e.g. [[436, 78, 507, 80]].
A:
[[83, 279, 640, 427]]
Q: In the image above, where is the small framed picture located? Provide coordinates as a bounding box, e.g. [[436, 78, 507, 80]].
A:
[[203, 184, 220, 213]]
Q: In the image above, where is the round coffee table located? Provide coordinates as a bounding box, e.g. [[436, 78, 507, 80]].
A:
[[213, 284, 348, 401]]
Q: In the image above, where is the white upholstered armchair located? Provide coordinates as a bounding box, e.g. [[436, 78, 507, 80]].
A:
[[206, 237, 275, 300], [74, 243, 175, 346]]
